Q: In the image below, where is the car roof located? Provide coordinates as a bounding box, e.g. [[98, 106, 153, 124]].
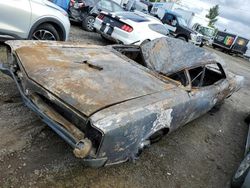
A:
[[111, 11, 161, 24], [141, 38, 225, 75], [164, 10, 182, 17]]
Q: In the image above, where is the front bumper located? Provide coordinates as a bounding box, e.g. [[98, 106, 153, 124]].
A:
[[189, 38, 202, 46], [0, 60, 107, 167]]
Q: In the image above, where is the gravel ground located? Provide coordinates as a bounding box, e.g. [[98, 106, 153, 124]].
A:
[[0, 25, 250, 188]]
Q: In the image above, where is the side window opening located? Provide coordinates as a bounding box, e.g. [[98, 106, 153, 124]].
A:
[[112, 46, 146, 67], [112, 46, 226, 88], [189, 63, 226, 87], [189, 66, 204, 87], [168, 70, 188, 86]]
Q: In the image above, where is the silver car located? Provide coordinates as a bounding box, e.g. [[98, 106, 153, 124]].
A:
[[0, 0, 70, 41]]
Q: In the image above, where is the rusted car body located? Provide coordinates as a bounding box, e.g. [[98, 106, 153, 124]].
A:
[[0, 38, 243, 167]]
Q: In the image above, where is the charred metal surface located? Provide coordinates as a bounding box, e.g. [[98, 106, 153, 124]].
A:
[[0, 39, 244, 167], [141, 37, 225, 75], [6, 40, 172, 117]]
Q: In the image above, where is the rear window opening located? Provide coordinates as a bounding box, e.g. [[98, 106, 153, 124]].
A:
[[113, 46, 226, 88], [189, 64, 226, 87], [113, 46, 147, 67], [168, 70, 188, 86]]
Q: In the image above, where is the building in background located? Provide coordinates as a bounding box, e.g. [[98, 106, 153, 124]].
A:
[[151, 2, 211, 28]]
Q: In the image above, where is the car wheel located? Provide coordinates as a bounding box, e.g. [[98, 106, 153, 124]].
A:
[[231, 153, 250, 188], [140, 39, 150, 46], [82, 16, 95, 32], [199, 42, 204, 47], [100, 34, 109, 41], [245, 114, 250, 124], [209, 101, 224, 115], [177, 36, 187, 42], [31, 24, 60, 41], [149, 129, 167, 143]]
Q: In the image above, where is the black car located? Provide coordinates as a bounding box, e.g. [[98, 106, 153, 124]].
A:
[[157, 11, 203, 46], [69, 0, 123, 31], [231, 115, 250, 188]]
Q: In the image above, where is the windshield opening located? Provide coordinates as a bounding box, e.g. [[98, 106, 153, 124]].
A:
[[197, 26, 215, 37], [177, 16, 187, 27]]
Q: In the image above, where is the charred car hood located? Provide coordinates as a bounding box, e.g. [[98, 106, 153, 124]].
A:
[[7, 41, 173, 116]]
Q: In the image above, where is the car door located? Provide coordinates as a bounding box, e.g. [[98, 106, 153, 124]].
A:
[[0, 0, 32, 40], [186, 63, 228, 121], [162, 13, 177, 33]]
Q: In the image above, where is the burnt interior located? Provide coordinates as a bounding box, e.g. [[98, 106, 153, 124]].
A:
[[113, 46, 146, 67], [113, 46, 226, 88], [168, 71, 188, 86], [189, 65, 226, 87]]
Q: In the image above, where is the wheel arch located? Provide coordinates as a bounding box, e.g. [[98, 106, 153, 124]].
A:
[[176, 34, 188, 42], [28, 17, 66, 41]]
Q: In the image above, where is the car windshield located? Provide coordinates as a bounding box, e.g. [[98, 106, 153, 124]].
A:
[[113, 2, 124, 12], [149, 24, 169, 36], [177, 16, 187, 27], [97, 0, 122, 12], [197, 26, 215, 37]]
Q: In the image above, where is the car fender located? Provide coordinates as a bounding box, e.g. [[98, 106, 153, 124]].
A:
[[28, 16, 67, 40]]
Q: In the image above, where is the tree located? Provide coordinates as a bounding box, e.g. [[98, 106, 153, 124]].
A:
[[206, 4, 219, 27], [167, 0, 181, 3]]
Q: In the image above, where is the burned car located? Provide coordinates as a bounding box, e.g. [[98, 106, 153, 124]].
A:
[[0, 38, 243, 167]]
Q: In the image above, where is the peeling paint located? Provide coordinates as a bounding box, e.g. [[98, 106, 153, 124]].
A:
[[152, 108, 173, 132]]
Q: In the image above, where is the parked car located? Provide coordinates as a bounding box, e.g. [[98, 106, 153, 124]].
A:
[[155, 10, 203, 46], [212, 31, 249, 55], [0, 0, 70, 41], [0, 38, 243, 167], [231, 115, 250, 188], [192, 23, 215, 46], [124, 0, 153, 14], [69, 0, 123, 32], [94, 11, 169, 45]]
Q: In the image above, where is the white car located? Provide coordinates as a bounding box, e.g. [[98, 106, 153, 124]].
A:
[[94, 11, 169, 45], [0, 0, 70, 41]]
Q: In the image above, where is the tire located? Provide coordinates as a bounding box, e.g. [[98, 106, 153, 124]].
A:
[[100, 34, 116, 44], [149, 130, 164, 143], [30, 23, 60, 41], [82, 16, 95, 32], [231, 153, 250, 188], [177, 36, 187, 42], [199, 42, 204, 47], [245, 114, 250, 124], [149, 128, 169, 143], [140, 39, 150, 46], [209, 101, 224, 114], [100, 33, 109, 41]]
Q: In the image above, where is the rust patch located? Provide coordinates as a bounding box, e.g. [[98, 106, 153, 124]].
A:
[[13, 42, 174, 117]]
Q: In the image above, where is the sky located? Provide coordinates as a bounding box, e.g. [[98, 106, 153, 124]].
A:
[[180, 0, 250, 40]]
